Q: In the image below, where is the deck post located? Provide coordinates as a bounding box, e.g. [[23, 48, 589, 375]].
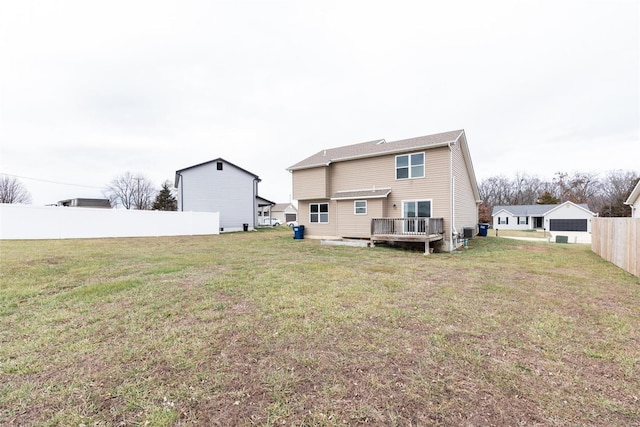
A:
[[424, 239, 430, 255]]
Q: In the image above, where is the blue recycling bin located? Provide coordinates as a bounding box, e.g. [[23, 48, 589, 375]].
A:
[[478, 223, 489, 237], [293, 225, 305, 239]]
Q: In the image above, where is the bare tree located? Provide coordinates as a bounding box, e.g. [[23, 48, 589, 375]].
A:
[[512, 172, 544, 205], [593, 170, 639, 217], [478, 175, 513, 208], [479, 173, 546, 220], [0, 175, 32, 204], [104, 172, 156, 210], [479, 169, 639, 221], [552, 171, 601, 206]]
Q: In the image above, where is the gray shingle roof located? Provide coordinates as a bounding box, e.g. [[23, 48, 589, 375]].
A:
[[288, 130, 464, 171], [331, 188, 392, 200], [492, 203, 590, 216], [270, 203, 296, 212]]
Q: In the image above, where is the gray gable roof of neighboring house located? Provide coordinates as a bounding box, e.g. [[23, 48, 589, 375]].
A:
[[271, 203, 297, 212], [256, 196, 275, 207], [287, 129, 465, 171], [492, 203, 591, 217], [175, 157, 260, 187]]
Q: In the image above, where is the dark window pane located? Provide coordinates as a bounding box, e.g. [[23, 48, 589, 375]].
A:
[[397, 168, 409, 179]]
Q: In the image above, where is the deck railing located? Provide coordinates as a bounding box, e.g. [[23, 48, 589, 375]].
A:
[[371, 217, 444, 237]]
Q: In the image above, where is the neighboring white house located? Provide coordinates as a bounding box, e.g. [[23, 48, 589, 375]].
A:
[[624, 180, 640, 218], [492, 202, 596, 232], [175, 158, 274, 231], [259, 203, 298, 224]]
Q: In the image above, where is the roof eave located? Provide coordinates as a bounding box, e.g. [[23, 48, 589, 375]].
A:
[[624, 181, 640, 205], [331, 191, 392, 201], [287, 161, 332, 172]]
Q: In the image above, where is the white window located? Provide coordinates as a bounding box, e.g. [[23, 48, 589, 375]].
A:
[[518, 216, 528, 225], [310, 203, 329, 223], [498, 217, 508, 225], [396, 152, 425, 180], [354, 200, 367, 215]]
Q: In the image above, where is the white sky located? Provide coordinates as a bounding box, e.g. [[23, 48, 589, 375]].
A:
[[1, 0, 638, 206]]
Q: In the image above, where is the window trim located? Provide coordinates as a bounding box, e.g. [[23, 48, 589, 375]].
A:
[[309, 202, 329, 224], [354, 200, 367, 215], [395, 152, 425, 180]]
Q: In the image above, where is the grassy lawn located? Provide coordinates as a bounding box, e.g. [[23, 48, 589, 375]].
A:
[[486, 228, 551, 239], [1, 228, 639, 426]]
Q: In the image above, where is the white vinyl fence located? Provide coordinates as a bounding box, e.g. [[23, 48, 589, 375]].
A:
[[0, 204, 220, 240]]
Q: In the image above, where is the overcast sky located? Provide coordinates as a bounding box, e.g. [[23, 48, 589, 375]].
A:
[[1, 0, 638, 206]]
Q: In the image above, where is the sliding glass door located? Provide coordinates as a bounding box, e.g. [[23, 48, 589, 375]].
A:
[[403, 200, 431, 233]]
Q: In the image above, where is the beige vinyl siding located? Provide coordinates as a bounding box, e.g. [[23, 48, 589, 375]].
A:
[[336, 198, 384, 238], [329, 146, 452, 238], [452, 142, 479, 234], [292, 167, 329, 200], [297, 200, 337, 238]]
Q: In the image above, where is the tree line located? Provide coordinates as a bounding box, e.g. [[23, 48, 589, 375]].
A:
[[0, 172, 177, 211], [104, 172, 177, 211], [4, 169, 639, 217], [478, 170, 639, 222]]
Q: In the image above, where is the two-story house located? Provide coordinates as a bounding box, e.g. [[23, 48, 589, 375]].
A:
[[288, 130, 481, 252], [175, 158, 274, 231]]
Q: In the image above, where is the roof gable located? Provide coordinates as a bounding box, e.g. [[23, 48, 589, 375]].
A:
[[544, 201, 594, 216], [175, 158, 260, 187], [492, 202, 594, 217], [288, 129, 481, 202], [270, 203, 297, 212], [287, 130, 465, 171]]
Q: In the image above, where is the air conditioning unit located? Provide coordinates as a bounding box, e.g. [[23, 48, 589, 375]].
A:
[[463, 227, 474, 239]]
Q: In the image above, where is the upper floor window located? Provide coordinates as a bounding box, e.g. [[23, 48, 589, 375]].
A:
[[396, 152, 424, 180], [216, 162, 223, 171], [310, 203, 329, 223], [354, 200, 367, 215]]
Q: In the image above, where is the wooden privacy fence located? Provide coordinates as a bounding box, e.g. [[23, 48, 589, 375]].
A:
[[591, 218, 639, 277]]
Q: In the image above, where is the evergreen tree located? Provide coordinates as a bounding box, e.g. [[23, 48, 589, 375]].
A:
[[152, 181, 177, 211], [536, 191, 559, 205]]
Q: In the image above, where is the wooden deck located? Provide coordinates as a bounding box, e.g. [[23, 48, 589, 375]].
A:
[[370, 218, 444, 251]]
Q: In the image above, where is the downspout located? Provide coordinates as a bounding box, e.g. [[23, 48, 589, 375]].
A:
[[251, 178, 258, 228], [253, 178, 259, 229], [177, 172, 184, 211], [449, 142, 457, 252]]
